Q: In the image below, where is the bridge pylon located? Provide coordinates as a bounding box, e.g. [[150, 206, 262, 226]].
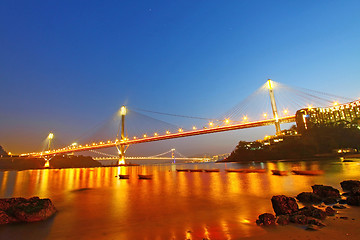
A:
[[116, 105, 127, 165], [267, 79, 281, 134], [171, 148, 176, 163]]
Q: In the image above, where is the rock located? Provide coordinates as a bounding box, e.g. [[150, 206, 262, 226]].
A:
[[276, 215, 290, 225], [325, 207, 336, 216], [0, 197, 56, 224], [347, 196, 360, 206], [296, 192, 322, 204], [340, 180, 360, 192], [0, 211, 10, 224], [297, 206, 327, 220], [340, 216, 348, 220], [290, 214, 308, 224], [271, 195, 299, 216], [306, 217, 326, 226], [306, 224, 321, 231], [0, 197, 27, 211], [333, 204, 347, 209], [256, 213, 276, 226], [350, 186, 360, 196], [312, 185, 340, 199], [338, 199, 347, 204], [323, 197, 338, 205]]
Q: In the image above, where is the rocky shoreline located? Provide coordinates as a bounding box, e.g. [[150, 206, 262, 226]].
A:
[[0, 197, 56, 224], [256, 180, 360, 230]]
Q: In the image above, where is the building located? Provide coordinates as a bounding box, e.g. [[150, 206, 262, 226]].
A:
[[296, 100, 360, 132]]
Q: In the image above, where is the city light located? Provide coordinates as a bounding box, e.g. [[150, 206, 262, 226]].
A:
[[263, 113, 267, 119], [307, 105, 313, 110], [243, 116, 248, 121], [72, 142, 77, 146], [283, 109, 288, 115], [333, 101, 338, 106], [192, 126, 197, 130], [143, 134, 147, 138], [166, 130, 170, 134], [209, 122, 213, 127], [133, 136, 137, 139], [154, 132, 158, 136], [225, 119, 230, 124], [178, 128, 183, 132]]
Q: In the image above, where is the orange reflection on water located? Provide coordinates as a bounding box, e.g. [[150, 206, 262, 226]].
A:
[[0, 160, 359, 239]]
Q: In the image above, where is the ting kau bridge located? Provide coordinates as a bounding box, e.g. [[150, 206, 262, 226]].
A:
[[21, 79, 352, 165]]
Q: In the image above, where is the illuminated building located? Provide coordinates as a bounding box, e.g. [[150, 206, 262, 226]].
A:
[[296, 100, 360, 132]]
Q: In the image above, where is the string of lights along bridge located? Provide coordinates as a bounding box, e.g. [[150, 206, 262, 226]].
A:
[[22, 79, 353, 165]]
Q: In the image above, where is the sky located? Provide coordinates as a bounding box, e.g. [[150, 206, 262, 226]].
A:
[[1, 0, 360, 156]]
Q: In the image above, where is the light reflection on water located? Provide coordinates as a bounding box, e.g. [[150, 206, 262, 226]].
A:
[[0, 159, 359, 239]]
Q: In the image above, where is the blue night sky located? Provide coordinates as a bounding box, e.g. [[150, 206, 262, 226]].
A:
[[1, 0, 360, 156]]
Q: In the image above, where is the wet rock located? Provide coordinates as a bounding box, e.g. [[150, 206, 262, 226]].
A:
[[325, 207, 336, 216], [306, 217, 326, 226], [347, 196, 360, 206], [276, 215, 290, 225], [271, 195, 299, 216], [0, 197, 27, 211], [256, 213, 276, 226], [306, 224, 321, 231], [0, 211, 10, 224], [340, 180, 360, 192], [338, 199, 347, 204], [297, 206, 327, 220], [350, 186, 360, 196], [290, 214, 308, 224], [323, 197, 338, 205], [340, 216, 348, 220], [296, 192, 322, 204], [0, 197, 56, 224], [333, 204, 347, 209], [312, 185, 340, 199]]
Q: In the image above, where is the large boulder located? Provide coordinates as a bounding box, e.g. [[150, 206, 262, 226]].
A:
[[311, 185, 340, 199], [296, 192, 322, 204], [296, 206, 327, 220], [0, 197, 56, 224], [256, 213, 276, 226], [350, 186, 360, 196], [347, 196, 360, 206], [325, 207, 336, 216], [271, 195, 299, 216], [290, 214, 308, 224], [276, 215, 290, 225], [340, 180, 360, 192]]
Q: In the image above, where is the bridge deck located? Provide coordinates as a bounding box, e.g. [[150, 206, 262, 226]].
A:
[[24, 115, 295, 157]]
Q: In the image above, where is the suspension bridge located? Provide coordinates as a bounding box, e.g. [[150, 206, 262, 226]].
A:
[[20, 79, 354, 165], [91, 148, 214, 162]]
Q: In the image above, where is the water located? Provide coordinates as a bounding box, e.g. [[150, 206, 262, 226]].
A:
[[0, 160, 359, 239]]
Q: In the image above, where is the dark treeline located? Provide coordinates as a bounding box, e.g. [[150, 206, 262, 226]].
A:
[[225, 125, 360, 162]]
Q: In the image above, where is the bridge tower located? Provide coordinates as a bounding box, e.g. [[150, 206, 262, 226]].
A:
[[117, 106, 127, 165], [171, 148, 176, 163], [44, 132, 54, 168], [267, 79, 281, 134]]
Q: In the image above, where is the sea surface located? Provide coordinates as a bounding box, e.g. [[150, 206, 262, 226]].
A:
[[0, 159, 359, 239]]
